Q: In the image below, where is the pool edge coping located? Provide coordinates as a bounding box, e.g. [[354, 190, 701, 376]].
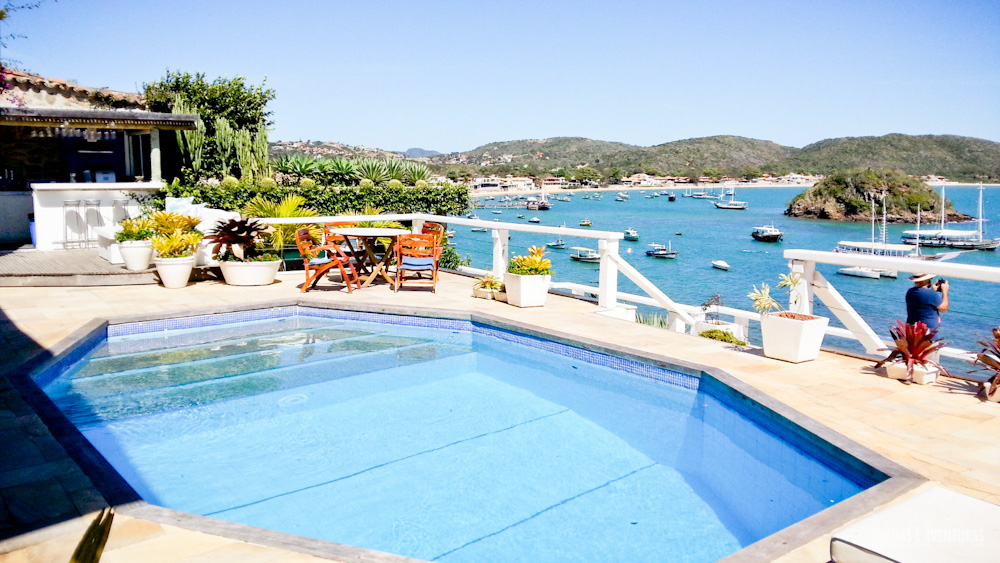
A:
[[4, 297, 927, 563]]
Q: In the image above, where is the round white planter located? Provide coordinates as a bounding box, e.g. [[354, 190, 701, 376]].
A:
[[219, 260, 282, 286], [153, 256, 196, 289], [760, 312, 829, 363], [885, 362, 939, 385], [503, 273, 550, 307], [118, 240, 153, 271]]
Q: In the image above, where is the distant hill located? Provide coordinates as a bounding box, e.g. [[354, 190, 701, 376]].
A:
[[276, 134, 1000, 182], [787, 134, 1000, 180], [402, 148, 441, 158]]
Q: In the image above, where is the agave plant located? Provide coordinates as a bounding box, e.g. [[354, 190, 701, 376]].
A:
[[875, 321, 947, 380], [972, 327, 1000, 401], [273, 154, 319, 178], [242, 194, 321, 252], [354, 157, 389, 184], [403, 161, 431, 184], [508, 245, 553, 276], [382, 158, 405, 181], [748, 273, 801, 316], [69, 508, 114, 563], [328, 158, 357, 184]]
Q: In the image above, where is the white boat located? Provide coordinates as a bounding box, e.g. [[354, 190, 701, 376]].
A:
[[468, 214, 479, 220], [547, 238, 567, 249], [712, 260, 730, 271], [615, 196, 627, 202], [751, 225, 783, 242], [837, 266, 883, 279], [569, 247, 600, 263], [624, 227, 640, 241], [470, 227, 488, 232], [579, 219, 592, 227], [714, 190, 748, 210], [445, 230, 455, 238], [528, 217, 541, 223], [901, 185, 999, 250], [645, 242, 678, 258], [492, 210, 502, 214]]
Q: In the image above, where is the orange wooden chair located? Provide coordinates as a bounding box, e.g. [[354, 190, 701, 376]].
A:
[[393, 233, 439, 292], [323, 222, 368, 273], [294, 228, 359, 293], [421, 222, 446, 263]]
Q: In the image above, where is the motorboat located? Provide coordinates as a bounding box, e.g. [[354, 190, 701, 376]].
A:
[[569, 247, 600, 263], [470, 227, 488, 232], [445, 230, 455, 238], [537, 200, 552, 210], [547, 238, 567, 249], [837, 266, 884, 279], [615, 196, 627, 202], [712, 260, 730, 271], [492, 210, 503, 214], [581, 195, 591, 200], [645, 242, 678, 259], [529, 217, 541, 223], [901, 185, 999, 250], [517, 214, 525, 219], [691, 191, 711, 199], [667, 192, 676, 201], [624, 227, 640, 241], [751, 225, 783, 242], [468, 214, 479, 220], [580, 219, 593, 227], [526, 201, 540, 211]]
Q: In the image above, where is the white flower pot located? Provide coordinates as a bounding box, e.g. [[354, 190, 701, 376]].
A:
[[495, 291, 508, 303], [219, 260, 281, 286], [473, 287, 497, 300], [153, 256, 196, 289], [693, 320, 745, 342], [118, 240, 153, 271], [885, 362, 939, 384], [504, 273, 550, 307], [759, 312, 829, 363]]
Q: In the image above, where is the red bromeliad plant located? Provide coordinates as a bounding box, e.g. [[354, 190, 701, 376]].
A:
[[876, 321, 947, 380], [972, 327, 1000, 401]]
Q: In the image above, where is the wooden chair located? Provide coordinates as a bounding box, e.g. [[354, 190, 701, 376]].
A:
[[294, 228, 359, 293], [393, 233, 439, 292], [420, 222, 446, 264], [323, 222, 367, 273]]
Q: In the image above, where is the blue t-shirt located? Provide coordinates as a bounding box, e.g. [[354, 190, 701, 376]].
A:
[[906, 286, 943, 328]]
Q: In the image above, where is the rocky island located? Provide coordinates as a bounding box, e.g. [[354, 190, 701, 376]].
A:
[[785, 168, 972, 223]]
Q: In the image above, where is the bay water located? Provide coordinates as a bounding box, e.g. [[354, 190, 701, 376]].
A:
[[454, 186, 1000, 363]]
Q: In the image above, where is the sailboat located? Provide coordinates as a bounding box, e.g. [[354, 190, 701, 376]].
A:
[[834, 199, 911, 278], [713, 189, 748, 210], [900, 185, 999, 250]]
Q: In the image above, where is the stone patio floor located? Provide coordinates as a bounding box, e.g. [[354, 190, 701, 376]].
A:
[[0, 270, 996, 562]]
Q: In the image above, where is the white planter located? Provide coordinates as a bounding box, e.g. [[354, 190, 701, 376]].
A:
[[885, 362, 939, 384], [219, 260, 281, 286], [503, 273, 550, 307], [473, 287, 497, 300], [495, 291, 508, 303], [760, 312, 829, 363], [693, 320, 745, 342], [153, 256, 196, 289], [118, 240, 153, 271]]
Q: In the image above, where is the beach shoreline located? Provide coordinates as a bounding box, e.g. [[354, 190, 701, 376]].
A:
[[469, 181, 990, 197]]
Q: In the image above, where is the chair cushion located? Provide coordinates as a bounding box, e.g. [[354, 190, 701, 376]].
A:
[[401, 257, 435, 270], [309, 258, 333, 266]]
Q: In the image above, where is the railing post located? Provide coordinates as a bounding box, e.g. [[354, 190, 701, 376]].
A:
[[492, 229, 509, 277], [788, 259, 815, 315], [598, 238, 619, 309]]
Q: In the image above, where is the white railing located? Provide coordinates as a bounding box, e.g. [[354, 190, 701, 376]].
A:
[[259, 213, 1000, 361]]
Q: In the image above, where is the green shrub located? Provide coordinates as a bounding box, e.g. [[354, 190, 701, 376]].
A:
[[299, 178, 316, 189], [387, 179, 403, 189], [220, 176, 239, 190], [698, 329, 747, 346], [415, 179, 429, 189], [439, 246, 471, 270], [359, 178, 375, 189], [258, 177, 277, 190]]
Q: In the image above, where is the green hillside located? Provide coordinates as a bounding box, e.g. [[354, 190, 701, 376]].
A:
[[433, 137, 636, 168], [606, 135, 797, 175]]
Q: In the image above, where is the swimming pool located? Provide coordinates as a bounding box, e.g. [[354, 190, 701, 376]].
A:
[[36, 305, 895, 562]]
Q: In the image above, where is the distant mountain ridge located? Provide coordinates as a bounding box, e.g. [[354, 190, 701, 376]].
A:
[[402, 148, 441, 158]]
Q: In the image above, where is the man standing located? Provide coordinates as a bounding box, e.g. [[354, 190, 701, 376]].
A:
[[906, 273, 949, 329]]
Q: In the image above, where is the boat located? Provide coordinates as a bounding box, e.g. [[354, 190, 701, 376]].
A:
[[445, 230, 455, 238], [623, 227, 640, 241], [468, 214, 479, 220], [581, 195, 591, 200], [645, 242, 678, 258], [712, 260, 730, 271], [691, 191, 711, 199], [537, 200, 552, 210], [528, 217, 541, 223], [492, 210, 502, 214], [901, 185, 1000, 250], [470, 227, 488, 232], [751, 225, 783, 242], [667, 192, 676, 201], [615, 196, 627, 202], [591, 193, 602, 200], [526, 201, 540, 211], [580, 219, 592, 227], [547, 238, 567, 249], [516, 214, 525, 219], [682, 189, 693, 198], [714, 190, 748, 210], [837, 266, 883, 279], [569, 247, 600, 263]]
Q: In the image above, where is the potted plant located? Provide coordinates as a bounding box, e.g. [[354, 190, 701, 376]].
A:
[[876, 321, 947, 384], [473, 273, 504, 300], [205, 218, 282, 286], [748, 273, 830, 363], [972, 327, 1000, 402], [693, 293, 745, 342], [505, 245, 553, 307], [114, 218, 155, 271], [150, 211, 203, 289]]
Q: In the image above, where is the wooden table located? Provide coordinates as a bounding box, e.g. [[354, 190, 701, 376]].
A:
[[328, 227, 411, 287]]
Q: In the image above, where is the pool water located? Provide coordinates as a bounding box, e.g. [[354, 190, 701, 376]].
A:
[[40, 308, 882, 562]]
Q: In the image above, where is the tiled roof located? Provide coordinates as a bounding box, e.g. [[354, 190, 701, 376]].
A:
[[1, 67, 145, 106]]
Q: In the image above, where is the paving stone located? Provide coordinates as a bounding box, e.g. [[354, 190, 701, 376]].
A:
[[0, 430, 44, 472], [30, 434, 67, 463], [66, 487, 106, 515], [1, 480, 77, 525], [57, 467, 95, 494]]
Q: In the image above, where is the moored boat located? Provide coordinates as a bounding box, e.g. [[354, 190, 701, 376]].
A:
[[836, 266, 884, 279], [751, 225, 783, 242], [580, 219, 592, 227], [901, 185, 999, 250], [712, 260, 730, 271], [529, 217, 541, 223], [569, 247, 600, 263], [645, 242, 678, 258], [547, 238, 567, 249], [624, 227, 640, 241]]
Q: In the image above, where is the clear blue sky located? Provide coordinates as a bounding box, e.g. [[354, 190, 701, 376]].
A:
[[5, 0, 999, 153]]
